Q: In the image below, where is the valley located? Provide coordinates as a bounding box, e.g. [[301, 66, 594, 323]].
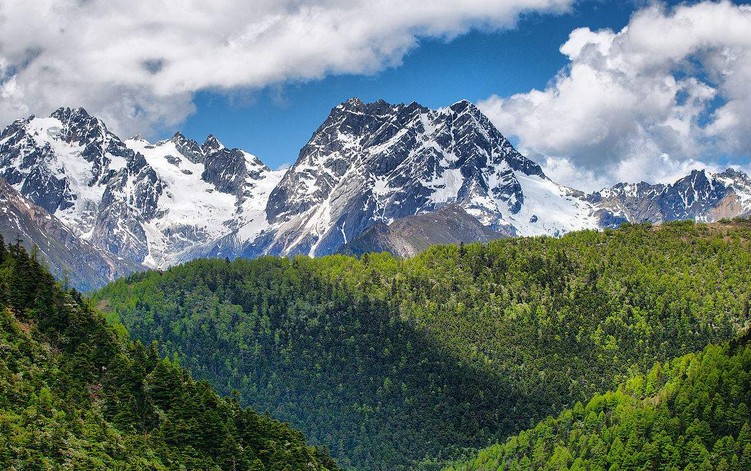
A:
[[4, 2, 751, 469]]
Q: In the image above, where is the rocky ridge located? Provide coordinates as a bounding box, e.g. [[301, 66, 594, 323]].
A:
[[1, 100, 751, 288]]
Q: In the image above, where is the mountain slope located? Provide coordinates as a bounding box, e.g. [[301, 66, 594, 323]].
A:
[[124, 133, 285, 266], [443, 332, 751, 471], [0, 108, 283, 270], [0, 178, 142, 291], [96, 255, 520, 471], [339, 204, 508, 258], [0, 237, 337, 470], [96, 220, 751, 470]]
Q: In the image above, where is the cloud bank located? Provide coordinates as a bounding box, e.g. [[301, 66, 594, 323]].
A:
[[479, 1, 751, 190], [0, 0, 573, 136]]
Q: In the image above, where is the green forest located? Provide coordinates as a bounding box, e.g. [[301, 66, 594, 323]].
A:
[[95, 220, 751, 470], [0, 237, 338, 470], [443, 332, 751, 471]]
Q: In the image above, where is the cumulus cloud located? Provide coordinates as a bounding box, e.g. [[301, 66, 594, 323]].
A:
[[478, 1, 751, 190], [0, 0, 573, 136]]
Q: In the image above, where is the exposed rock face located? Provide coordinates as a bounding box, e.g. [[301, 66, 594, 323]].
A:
[[0, 178, 142, 291], [339, 205, 509, 258], [260, 98, 589, 257], [201, 135, 268, 196], [589, 168, 751, 224]]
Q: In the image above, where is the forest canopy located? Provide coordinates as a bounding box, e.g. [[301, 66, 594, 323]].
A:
[[96, 220, 751, 469], [0, 236, 337, 470]]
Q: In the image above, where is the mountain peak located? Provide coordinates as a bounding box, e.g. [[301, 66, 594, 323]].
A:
[[340, 97, 364, 108], [51, 106, 91, 120], [447, 99, 487, 121], [335, 97, 399, 116], [48, 106, 109, 143], [203, 134, 225, 153], [166, 132, 204, 164], [170, 131, 193, 145], [717, 167, 751, 181], [451, 98, 474, 108], [265, 97, 559, 254], [719, 167, 742, 177], [681, 168, 713, 187]]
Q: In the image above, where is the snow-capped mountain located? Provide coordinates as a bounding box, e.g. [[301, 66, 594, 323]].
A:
[[0, 107, 282, 270], [2, 99, 751, 289], [247, 98, 596, 257], [590, 168, 751, 224], [124, 133, 284, 266], [0, 108, 132, 233], [0, 107, 163, 264]]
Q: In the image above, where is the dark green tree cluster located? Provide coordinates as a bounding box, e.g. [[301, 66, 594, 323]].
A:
[[96, 256, 516, 470], [443, 331, 751, 471], [0, 236, 337, 470], [95, 220, 751, 470]]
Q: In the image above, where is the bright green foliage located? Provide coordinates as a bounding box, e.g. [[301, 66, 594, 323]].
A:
[[95, 220, 751, 470], [0, 236, 338, 470], [443, 332, 751, 470]]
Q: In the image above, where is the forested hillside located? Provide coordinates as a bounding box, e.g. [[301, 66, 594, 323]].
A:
[[96, 220, 751, 470], [0, 237, 337, 470], [443, 332, 751, 471]]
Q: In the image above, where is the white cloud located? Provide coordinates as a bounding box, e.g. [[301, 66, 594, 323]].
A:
[[479, 1, 751, 189], [0, 0, 574, 136]]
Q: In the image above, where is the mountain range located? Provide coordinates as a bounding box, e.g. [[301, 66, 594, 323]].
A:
[[2, 98, 751, 289]]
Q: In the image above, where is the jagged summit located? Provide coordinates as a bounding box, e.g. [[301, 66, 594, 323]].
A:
[[335, 97, 432, 117], [203, 134, 225, 153], [167, 131, 204, 163], [717, 167, 751, 181], [51, 106, 91, 119], [447, 98, 478, 112], [590, 167, 751, 224], [339, 96, 364, 108], [0, 108, 283, 274]]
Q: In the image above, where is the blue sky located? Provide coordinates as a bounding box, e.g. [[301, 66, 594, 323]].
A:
[[178, 1, 639, 170]]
